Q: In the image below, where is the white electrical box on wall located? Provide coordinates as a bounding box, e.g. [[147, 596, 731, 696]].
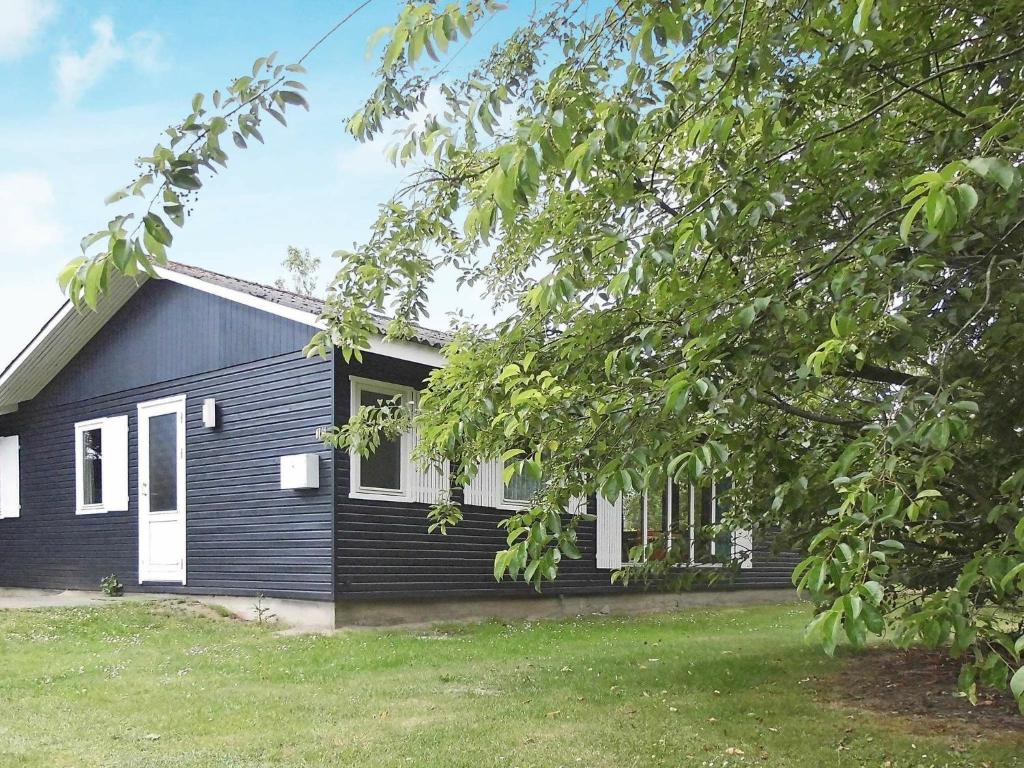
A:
[[280, 454, 319, 490], [202, 398, 217, 428]]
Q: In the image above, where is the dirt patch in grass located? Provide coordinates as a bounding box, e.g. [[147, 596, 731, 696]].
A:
[[825, 647, 1024, 739], [147, 599, 240, 622]]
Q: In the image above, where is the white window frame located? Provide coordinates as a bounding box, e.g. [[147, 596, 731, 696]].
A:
[[620, 480, 736, 567], [0, 435, 20, 519], [499, 460, 541, 511], [348, 376, 413, 502], [684, 482, 728, 567], [75, 418, 108, 515]]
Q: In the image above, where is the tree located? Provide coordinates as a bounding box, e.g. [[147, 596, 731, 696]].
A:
[[274, 245, 321, 297], [61, 1, 1024, 707]]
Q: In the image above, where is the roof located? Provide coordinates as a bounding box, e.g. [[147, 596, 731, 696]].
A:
[[0, 260, 450, 412], [162, 261, 453, 348]]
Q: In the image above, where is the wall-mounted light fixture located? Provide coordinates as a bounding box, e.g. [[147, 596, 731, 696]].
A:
[[202, 398, 217, 429]]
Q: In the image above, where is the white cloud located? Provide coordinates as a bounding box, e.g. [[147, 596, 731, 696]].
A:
[[336, 137, 404, 177], [0, 171, 62, 258], [126, 29, 164, 73], [0, 0, 57, 61], [55, 16, 164, 105]]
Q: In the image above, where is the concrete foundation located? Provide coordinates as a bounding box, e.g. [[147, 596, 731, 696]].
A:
[[0, 587, 336, 632], [334, 588, 801, 627], [1, 587, 801, 632]]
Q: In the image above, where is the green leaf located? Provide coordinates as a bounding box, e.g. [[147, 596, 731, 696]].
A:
[[279, 91, 309, 110], [57, 258, 85, 292], [80, 230, 108, 254], [900, 197, 926, 242], [104, 187, 129, 205], [83, 258, 106, 309], [169, 170, 201, 190], [861, 580, 883, 606], [955, 183, 978, 216], [967, 157, 1016, 191], [143, 213, 173, 247], [1011, 666, 1024, 702], [738, 305, 756, 328], [110, 238, 131, 271], [853, 0, 874, 34], [999, 562, 1024, 591]]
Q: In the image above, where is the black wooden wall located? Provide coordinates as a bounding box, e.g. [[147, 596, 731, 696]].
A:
[[334, 354, 801, 603], [0, 281, 334, 600]]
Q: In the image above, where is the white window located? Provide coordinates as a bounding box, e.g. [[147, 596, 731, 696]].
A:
[[349, 377, 413, 502], [596, 479, 753, 570], [75, 415, 129, 515], [0, 435, 20, 519], [503, 464, 541, 507]]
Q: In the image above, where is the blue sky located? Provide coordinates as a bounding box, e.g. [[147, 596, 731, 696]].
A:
[[0, 0, 537, 368]]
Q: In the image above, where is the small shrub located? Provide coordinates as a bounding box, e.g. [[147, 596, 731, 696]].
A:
[[252, 593, 276, 625], [100, 574, 124, 597]]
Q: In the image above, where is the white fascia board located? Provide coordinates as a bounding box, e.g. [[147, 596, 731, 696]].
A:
[[366, 337, 445, 367], [156, 266, 446, 368]]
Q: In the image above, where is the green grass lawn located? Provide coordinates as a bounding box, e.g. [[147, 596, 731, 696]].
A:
[[0, 600, 1019, 768]]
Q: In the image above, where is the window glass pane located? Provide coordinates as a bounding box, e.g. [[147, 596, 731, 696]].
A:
[[668, 481, 687, 560], [358, 388, 403, 491], [647, 484, 667, 559], [148, 414, 178, 511], [82, 428, 103, 505], [622, 491, 644, 561], [692, 484, 715, 562], [714, 482, 732, 558], [360, 388, 400, 409], [504, 466, 540, 502], [361, 437, 402, 490]]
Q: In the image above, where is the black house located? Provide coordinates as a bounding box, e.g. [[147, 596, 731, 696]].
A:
[[0, 263, 797, 626]]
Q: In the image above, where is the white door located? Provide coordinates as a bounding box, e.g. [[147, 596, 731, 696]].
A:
[[138, 395, 187, 584]]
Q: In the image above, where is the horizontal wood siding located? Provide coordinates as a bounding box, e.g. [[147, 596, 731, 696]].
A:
[[0, 282, 334, 601], [334, 354, 802, 602]]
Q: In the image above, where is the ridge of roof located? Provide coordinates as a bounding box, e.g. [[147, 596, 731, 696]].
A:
[[162, 261, 452, 348]]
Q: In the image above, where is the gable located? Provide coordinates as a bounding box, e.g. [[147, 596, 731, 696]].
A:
[[34, 279, 319, 407], [0, 262, 446, 413]]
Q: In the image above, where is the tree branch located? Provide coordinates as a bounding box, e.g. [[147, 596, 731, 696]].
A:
[[752, 392, 865, 427]]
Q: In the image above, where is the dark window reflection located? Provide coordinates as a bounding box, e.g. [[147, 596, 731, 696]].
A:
[[82, 428, 103, 506], [359, 389, 402, 491], [149, 414, 178, 511]]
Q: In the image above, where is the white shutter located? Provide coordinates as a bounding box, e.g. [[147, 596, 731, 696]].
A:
[[102, 415, 129, 512], [568, 495, 588, 516], [409, 393, 450, 504], [413, 460, 450, 504], [0, 435, 20, 519], [733, 528, 754, 569], [596, 493, 622, 569], [463, 459, 502, 507]]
